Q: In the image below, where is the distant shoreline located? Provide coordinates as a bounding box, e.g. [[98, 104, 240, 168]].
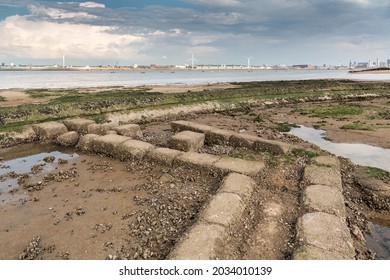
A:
[[349, 67, 390, 74]]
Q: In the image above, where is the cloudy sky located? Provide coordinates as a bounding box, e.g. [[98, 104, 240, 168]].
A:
[[0, 0, 389, 66]]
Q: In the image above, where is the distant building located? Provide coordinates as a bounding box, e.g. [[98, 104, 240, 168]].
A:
[[292, 64, 313, 69], [355, 62, 369, 69], [387, 59, 390, 67]]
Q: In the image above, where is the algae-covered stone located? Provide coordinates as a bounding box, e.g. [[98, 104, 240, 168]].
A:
[[114, 124, 143, 138], [33, 122, 68, 141], [63, 118, 95, 134], [76, 134, 100, 151]]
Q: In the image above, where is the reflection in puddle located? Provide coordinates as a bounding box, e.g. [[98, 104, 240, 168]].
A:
[[289, 125, 390, 172], [0, 146, 78, 203]]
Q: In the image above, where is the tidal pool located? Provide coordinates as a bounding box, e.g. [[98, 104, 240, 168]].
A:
[[289, 125, 390, 172], [0, 144, 78, 203]]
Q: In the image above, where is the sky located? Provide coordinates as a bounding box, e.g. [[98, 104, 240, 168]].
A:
[[0, 0, 390, 66]]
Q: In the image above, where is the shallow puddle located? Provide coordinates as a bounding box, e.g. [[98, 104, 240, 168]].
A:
[[289, 125, 390, 172], [0, 144, 78, 203], [365, 219, 390, 260]]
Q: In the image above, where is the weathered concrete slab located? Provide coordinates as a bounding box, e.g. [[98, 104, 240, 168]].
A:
[[202, 192, 245, 227], [87, 123, 119, 135], [92, 134, 130, 156], [175, 152, 221, 170], [303, 164, 342, 190], [63, 118, 95, 134], [220, 173, 256, 202], [253, 138, 291, 154], [294, 245, 352, 260], [76, 134, 100, 151], [57, 131, 79, 147], [33, 122, 68, 141], [171, 120, 213, 133], [169, 131, 205, 152], [303, 185, 346, 218], [114, 124, 143, 138], [116, 139, 155, 160], [229, 134, 259, 149], [295, 212, 355, 260], [169, 223, 226, 260], [205, 129, 234, 145], [213, 157, 265, 176], [313, 156, 340, 169], [146, 148, 183, 165]]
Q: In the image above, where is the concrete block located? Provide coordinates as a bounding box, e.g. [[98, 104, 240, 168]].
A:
[[57, 131, 79, 147], [303, 164, 342, 190], [169, 223, 226, 260], [171, 120, 213, 133], [87, 123, 119, 135], [229, 134, 259, 149], [116, 139, 155, 160], [33, 122, 68, 141], [77, 134, 100, 151], [205, 129, 234, 145], [63, 118, 95, 134], [313, 156, 340, 169], [175, 152, 221, 170], [220, 173, 256, 202], [294, 245, 352, 260], [146, 148, 183, 165], [169, 131, 205, 152], [202, 192, 245, 227], [253, 138, 291, 154], [213, 157, 265, 176], [92, 134, 130, 156], [296, 212, 355, 259], [303, 185, 346, 218], [114, 124, 143, 138]]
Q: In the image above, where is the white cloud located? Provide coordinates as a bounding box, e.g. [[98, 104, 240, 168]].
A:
[[0, 15, 144, 60], [187, 0, 241, 7], [29, 5, 98, 19], [79, 2, 106, 9]]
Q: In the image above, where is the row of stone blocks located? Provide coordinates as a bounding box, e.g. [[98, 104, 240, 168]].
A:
[[293, 156, 355, 260], [169, 172, 256, 259], [171, 120, 291, 154], [32, 120, 266, 176], [32, 118, 143, 145]]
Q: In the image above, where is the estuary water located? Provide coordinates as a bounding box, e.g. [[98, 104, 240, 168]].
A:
[[1, 69, 390, 89]]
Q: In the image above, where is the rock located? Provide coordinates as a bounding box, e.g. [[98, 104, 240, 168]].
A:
[[114, 124, 143, 138], [171, 120, 213, 133], [213, 157, 265, 176], [169, 223, 226, 260], [145, 148, 183, 166], [63, 118, 95, 134], [87, 123, 119, 135], [205, 129, 234, 145], [57, 131, 79, 147], [175, 152, 221, 171], [116, 139, 155, 160], [303, 164, 342, 191], [76, 134, 100, 152], [168, 131, 205, 152], [92, 134, 130, 156], [313, 156, 340, 169], [32, 122, 68, 141], [219, 173, 256, 202], [229, 134, 259, 149], [295, 212, 355, 260], [253, 138, 291, 154], [202, 192, 245, 227], [302, 185, 346, 218]]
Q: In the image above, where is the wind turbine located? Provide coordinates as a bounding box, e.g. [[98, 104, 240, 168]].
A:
[[244, 56, 253, 70], [188, 53, 197, 69]]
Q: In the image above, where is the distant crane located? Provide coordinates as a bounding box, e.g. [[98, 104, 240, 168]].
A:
[[188, 53, 197, 69], [244, 56, 253, 70]]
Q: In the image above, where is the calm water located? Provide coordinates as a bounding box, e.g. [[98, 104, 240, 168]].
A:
[[290, 125, 390, 172], [1, 69, 390, 89]]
